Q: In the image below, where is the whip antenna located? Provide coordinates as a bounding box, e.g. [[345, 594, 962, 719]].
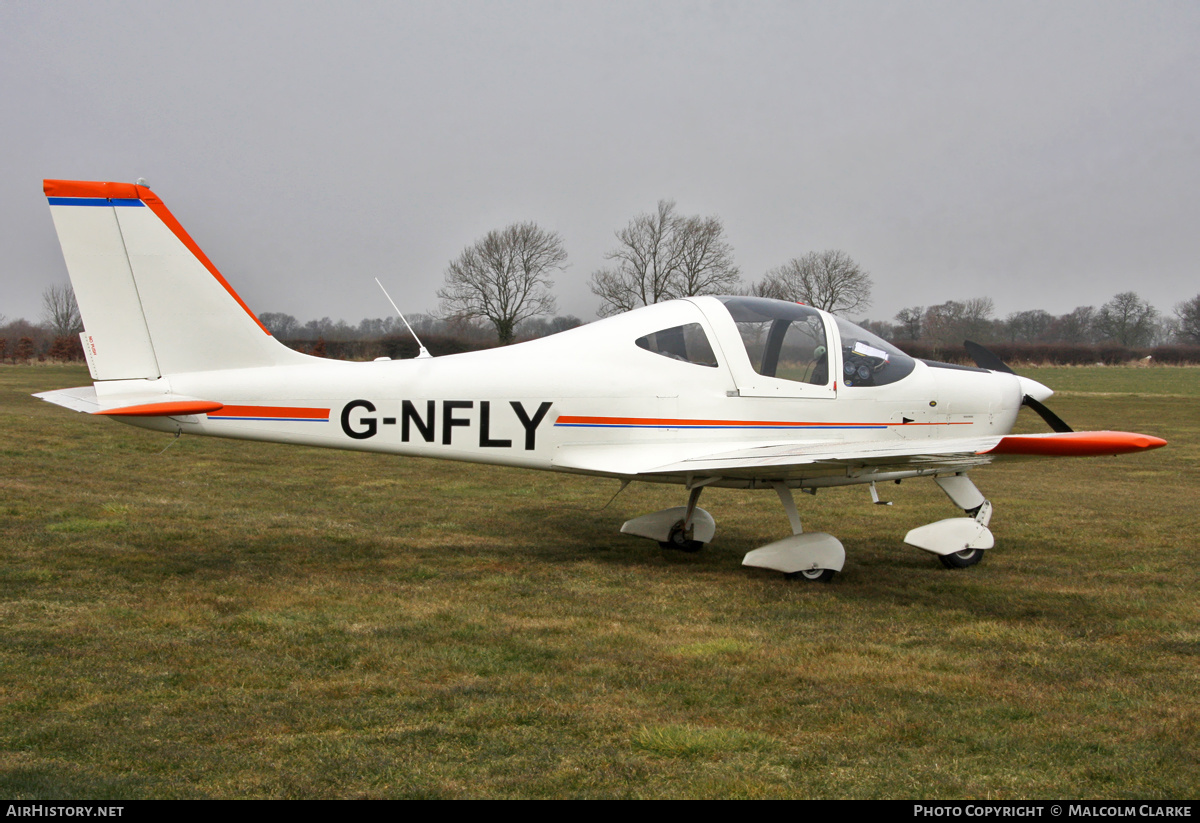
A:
[[375, 278, 431, 359]]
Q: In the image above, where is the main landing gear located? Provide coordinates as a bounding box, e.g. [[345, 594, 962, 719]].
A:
[[621, 484, 716, 553], [620, 480, 845, 582], [740, 482, 845, 581], [661, 521, 705, 553], [620, 472, 994, 579]]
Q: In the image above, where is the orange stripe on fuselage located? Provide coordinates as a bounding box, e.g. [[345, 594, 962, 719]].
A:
[[216, 405, 329, 419], [554, 415, 967, 427]]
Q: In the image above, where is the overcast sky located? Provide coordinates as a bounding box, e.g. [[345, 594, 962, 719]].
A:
[[3, 1, 1197, 330]]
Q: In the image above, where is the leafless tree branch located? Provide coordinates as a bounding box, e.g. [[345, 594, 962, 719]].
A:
[[438, 222, 567, 345], [41, 284, 82, 338], [589, 201, 740, 317], [756, 250, 873, 315]]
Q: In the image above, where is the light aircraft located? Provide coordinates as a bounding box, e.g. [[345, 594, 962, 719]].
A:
[[35, 179, 1167, 581]]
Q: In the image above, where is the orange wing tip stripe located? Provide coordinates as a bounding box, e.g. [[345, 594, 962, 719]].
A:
[[95, 401, 225, 417], [983, 431, 1167, 457]]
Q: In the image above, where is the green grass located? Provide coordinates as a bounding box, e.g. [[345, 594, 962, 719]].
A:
[[1016, 365, 1200, 397], [0, 363, 1196, 798]]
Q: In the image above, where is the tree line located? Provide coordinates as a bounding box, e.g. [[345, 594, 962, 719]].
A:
[[6, 198, 1199, 363], [431, 199, 1198, 355], [0, 285, 87, 364], [437, 200, 875, 341], [872, 293, 1198, 351]]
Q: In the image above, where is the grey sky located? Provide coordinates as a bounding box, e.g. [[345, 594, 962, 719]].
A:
[[3, 1, 1198, 330]]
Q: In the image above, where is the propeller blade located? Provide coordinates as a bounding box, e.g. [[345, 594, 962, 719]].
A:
[[963, 340, 1014, 374], [961, 341, 1073, 433], [1023, 395, 1074, 433]]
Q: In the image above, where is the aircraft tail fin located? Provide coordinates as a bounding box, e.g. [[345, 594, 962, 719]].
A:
[[44, 179, 308, 380]]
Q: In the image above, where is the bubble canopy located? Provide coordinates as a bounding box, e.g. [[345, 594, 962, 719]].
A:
[[717, 296, 915, 388]]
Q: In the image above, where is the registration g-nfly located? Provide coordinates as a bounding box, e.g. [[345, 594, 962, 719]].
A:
[[35, 180, 1167, 581]]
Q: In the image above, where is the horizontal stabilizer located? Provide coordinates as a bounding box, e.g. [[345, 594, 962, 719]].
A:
[[35, 386, 223, 417], [33, 386, 101, 413], [96, 400, 224, 417]]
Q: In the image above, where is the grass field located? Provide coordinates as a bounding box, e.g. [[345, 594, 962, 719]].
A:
[[1, 364, 1196, 799]]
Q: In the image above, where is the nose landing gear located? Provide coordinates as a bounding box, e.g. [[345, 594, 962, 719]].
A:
[[904, 474, 994, 567]]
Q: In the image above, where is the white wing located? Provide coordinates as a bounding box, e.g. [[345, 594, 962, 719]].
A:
[[553, 431, 1164, 484]]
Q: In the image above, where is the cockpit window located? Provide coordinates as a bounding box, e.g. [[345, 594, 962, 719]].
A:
[[834, 317, 916, 387], [718, 297, 829, 386], [635, 323, 718, 368]]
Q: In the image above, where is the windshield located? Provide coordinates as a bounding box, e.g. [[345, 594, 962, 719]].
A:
[[833, 317, 915, 387]]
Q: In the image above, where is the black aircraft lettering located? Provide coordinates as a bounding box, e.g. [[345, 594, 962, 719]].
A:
[[401, 400, 435, 443], [479, 401, 513, 448], [341, 399, 553, 450], [341, 399, 377, 440], [511, 401, 553, 450], [442, 400, 473, 445]]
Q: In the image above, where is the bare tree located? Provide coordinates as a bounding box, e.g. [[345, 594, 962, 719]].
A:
[[1004, 309, 1054, 343], [41, 284, 82, 338], [589, 200, 739, 317], [1175, 294, 1200, 344], [923, 298, 996, 348], [672, 214, 741, 299], [1052, 305, 1097, 344], [1095, 292, 1158, 347], [754, 250, 873, 315], [259, 312, 300, 339], [894, 306, 924, 341], [439, 222, 567, 345], [590, 201, 682, 316]]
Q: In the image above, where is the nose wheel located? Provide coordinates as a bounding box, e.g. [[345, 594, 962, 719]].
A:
[[938, 548, 984, 569], [787, 567, 836, 582]]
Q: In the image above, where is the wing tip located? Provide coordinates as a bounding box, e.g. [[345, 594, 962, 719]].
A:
[[985, 431, 1167, 457]]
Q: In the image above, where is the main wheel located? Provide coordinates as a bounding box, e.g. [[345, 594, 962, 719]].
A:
[[787, 568, 836, 582], [939, 548, 984, 569], [659, 521, 704, 553]]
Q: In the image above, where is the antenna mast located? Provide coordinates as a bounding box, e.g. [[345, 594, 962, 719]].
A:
[[375, 278, 431, 359]]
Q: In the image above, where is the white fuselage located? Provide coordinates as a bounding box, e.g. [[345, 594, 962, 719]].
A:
[[110, 297, 1025, 488]]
